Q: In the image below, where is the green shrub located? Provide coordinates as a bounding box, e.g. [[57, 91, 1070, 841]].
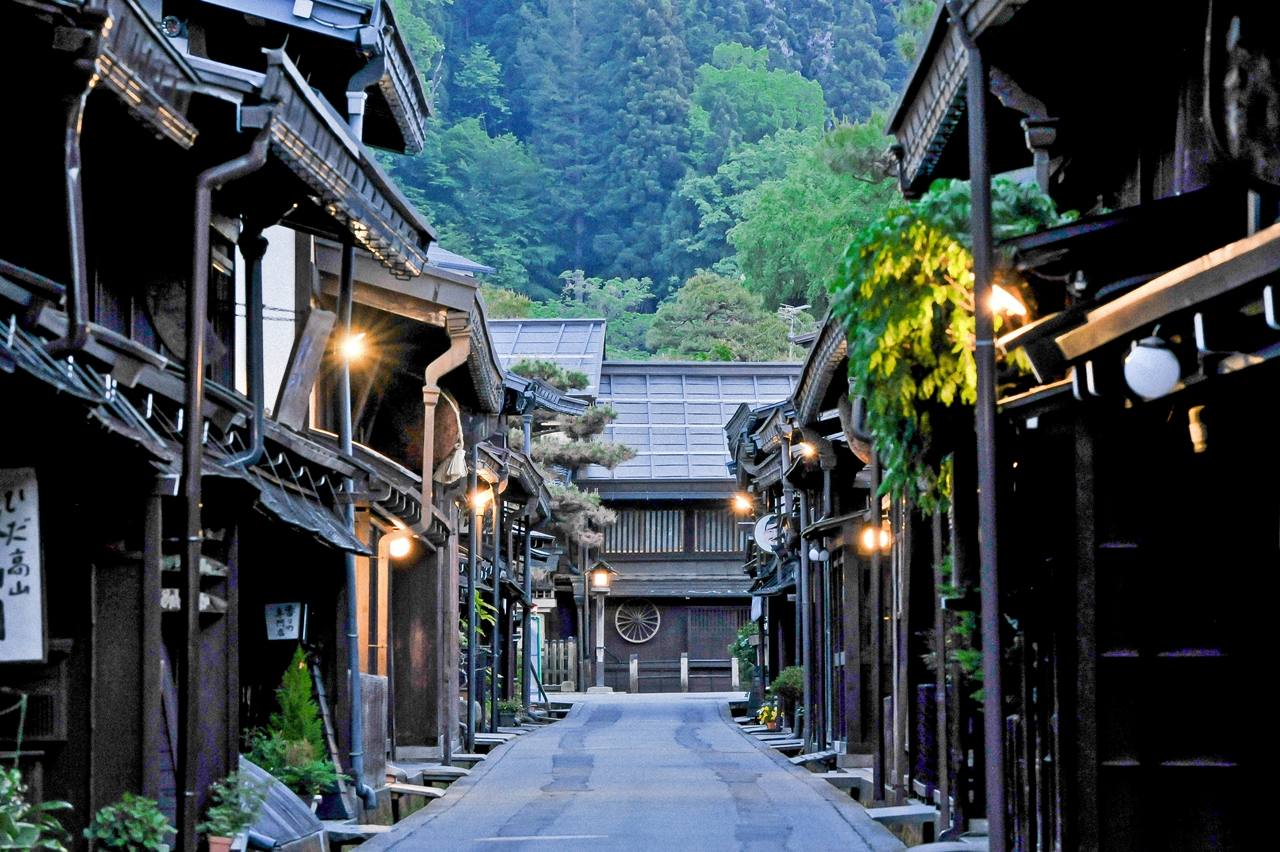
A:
[[246, 731, 344, 800], [197, 772, 268, 839], [728, 622, 759, 683], [768, 665, 804, 704], [83, 794, 174, 852], [270, 647, 324, 754], [0, 767, 71, 852]]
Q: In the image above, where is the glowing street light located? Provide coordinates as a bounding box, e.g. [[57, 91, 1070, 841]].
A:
[[388, 536, 411, 559], [859, 524, 893, 553], [732, 493, 754, 514], [342, 332, 367, 360], [990, 284, 1027, 317], [795, 442, 816, 459], [471, 487, 493, 512]]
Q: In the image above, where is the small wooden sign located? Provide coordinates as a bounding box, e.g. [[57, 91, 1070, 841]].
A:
[[0, 468, 44, 662], [265, 602, 302, 640]]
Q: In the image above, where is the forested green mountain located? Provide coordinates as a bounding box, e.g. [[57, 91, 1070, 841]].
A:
[[383, 0, 933, 357]]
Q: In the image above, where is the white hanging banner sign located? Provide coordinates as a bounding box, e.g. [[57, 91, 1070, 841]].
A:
[[265, 602, 302, 640], [0, 468, 44, 662]]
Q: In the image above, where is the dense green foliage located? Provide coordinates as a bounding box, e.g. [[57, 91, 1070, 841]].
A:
[[827, 178, 1076, 504], [270, 647, 324, 755], [768, 665, 804, 703], [646, 273, 811, 361], [83, 795, 174, 852], [728, 622, 759, 684], [245, 733, 344, 801], [380, 0, 924, 308], [198, 773, 268, 839], [1, 768, 70, 852]]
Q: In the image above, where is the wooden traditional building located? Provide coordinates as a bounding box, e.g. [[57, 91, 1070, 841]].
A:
[[724, 2, 1280, 850], [580, 360, 800, 692], [0, 0, 540, 848]]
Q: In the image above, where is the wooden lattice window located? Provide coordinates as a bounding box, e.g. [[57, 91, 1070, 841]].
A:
[[604, 509, 684, 554], [693, 509, 743, 552]]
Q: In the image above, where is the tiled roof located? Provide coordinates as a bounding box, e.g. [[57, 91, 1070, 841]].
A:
[[486, 318, 607, 397], [582, 362, 800, 481]]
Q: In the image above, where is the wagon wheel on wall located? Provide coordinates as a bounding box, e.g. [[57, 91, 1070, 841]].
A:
[[614, 599, 661, 643]]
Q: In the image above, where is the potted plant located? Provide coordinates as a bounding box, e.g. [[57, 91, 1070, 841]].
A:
[[758, 702, 780, 732], [84, 793, 175, 852], [1, 767, 71, 852], [197, 772, 268, 852], [497, 698, 523, 727]]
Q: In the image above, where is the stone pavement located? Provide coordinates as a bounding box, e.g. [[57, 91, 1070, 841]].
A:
[[359, 692, 904, 852]]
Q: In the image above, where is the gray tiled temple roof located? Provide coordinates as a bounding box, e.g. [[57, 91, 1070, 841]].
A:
[[486, 318, 607, 397], [582, 362, 800, 481]]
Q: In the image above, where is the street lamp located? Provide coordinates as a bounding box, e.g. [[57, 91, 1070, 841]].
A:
[[341, 331, 367, 360], [387, 535, 412, 559], [587, 560, 618, 691], [731, 493, 754, 514], [859, 524, 892, 554]]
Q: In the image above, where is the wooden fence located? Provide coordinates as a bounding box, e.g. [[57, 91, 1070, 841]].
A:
[[543, 639, 577, 689]]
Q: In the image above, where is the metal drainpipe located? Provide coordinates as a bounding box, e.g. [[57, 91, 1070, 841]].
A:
[[868, 448, 884, 804], [46, 81, 93, 358], [177, 130, 271, 852], [932, 507, 951, 833], [521, 407, 534, 710], [947, 2, 1005, 845], [337, 240, 377, 810], [821, 467, 834, 749], [797, 488, 812, 750], [225, 229, 268, 466], [466, 446, 479, 755], [489, 494, 501, 732]]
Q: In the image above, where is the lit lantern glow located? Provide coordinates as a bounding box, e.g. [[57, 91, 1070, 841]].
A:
[[342, 332, 367, 360], [795, 442, 816, 458], [388, 537, 411, 559], [732, 494, 754, 514], [860, 525, 893, 552], [471, 488, 493, 511], [990, 284, 1027, 316]]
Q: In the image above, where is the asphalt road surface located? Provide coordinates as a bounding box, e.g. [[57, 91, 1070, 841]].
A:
[[364, 693, 902, 852]]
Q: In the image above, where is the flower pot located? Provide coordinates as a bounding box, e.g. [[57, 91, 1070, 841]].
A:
[[765, 720, 780, 732], [498, 711, 518, 727], [208, 836, 233, 852]]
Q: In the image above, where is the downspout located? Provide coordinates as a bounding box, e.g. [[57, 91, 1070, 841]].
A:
[[489, 493, 501, 732], [947, 2, 1005, 846], [820, 465, 834, 749], [177, 130, 271, 852], [46, 77, 94, 357], [337, 240, 378, 811], [345, 55, 384, 151], [868, 448, 884, 805], [466, 445, 479, 755], [422, 328, 471, 510], [797, 484, 813, 751], [520, 397, 535, 711], [421, 324, 470, 759], [225, 229, 268, 466]]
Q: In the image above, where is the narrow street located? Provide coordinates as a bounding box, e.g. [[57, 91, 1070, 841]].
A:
[[365, 695, 902, 852]]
